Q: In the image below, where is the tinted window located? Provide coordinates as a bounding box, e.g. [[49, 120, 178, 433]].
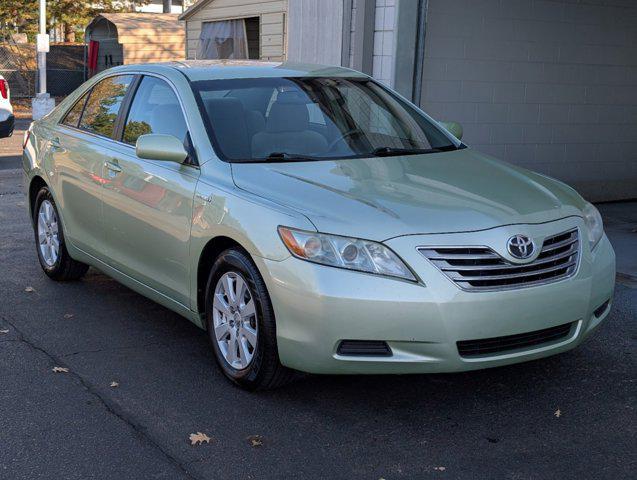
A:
[[62, 92, 89, 128], [123, 76, 188, 145], [79, 75, 133, 138]]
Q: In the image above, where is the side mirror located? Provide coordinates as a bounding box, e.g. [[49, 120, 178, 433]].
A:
[[439, 121, 463, 141], [135, 134, 188, 163]]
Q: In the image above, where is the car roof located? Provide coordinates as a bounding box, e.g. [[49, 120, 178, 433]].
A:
[[108, 60, 368, 82]]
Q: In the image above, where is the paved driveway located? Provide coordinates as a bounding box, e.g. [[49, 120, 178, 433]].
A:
[[0, 171, 635, 478]]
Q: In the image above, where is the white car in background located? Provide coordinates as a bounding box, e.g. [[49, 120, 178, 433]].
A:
[[0, 74, 14, 138]]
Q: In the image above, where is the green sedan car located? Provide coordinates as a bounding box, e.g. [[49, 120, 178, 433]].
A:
[[23, 61, 615, 390]]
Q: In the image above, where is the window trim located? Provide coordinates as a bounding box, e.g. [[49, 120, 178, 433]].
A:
[[113, 75, 142, 142]]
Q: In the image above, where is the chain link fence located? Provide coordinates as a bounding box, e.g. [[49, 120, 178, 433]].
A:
[[0, 39, 85, 98], [0, 42, 36, 97]]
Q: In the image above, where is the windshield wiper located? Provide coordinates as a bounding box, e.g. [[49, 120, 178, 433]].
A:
[[371, 145, 459, 157], [261, 152, 321, 162]]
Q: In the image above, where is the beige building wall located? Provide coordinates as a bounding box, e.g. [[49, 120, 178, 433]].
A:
[[183, 0, 287, 61]]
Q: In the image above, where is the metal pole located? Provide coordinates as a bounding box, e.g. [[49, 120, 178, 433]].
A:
[[37, 0, 46, 94]]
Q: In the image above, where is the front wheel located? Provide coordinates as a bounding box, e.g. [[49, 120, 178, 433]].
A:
[[205, 248, 298, 390], [32, 186, 89, 281]]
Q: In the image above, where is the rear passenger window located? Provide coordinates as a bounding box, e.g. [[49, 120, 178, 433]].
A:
[[123, 76, 188, 145], [79, 75, 133, 138], [62, 92, 89, 128]]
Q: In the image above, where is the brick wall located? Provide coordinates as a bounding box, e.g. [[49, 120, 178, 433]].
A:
[[372, 0, 396, 86], [420, 0, 637, 201]]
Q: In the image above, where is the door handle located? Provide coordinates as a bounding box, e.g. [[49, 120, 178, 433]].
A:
[[50, 137, 63, 150], [104, 160, 122, 173]]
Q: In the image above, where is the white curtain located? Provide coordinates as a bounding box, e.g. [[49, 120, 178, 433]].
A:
[[196, 20, 249, 59]]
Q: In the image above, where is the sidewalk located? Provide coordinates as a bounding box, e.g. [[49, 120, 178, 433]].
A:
[[597, 201, 637, 286]]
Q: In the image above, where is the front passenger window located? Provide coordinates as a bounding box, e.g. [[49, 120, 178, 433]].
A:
[[79, 75, 133, 138], [123, 76, 188, 145]]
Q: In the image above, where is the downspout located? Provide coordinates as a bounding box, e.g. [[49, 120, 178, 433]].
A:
[[412, 0, 428, 105]]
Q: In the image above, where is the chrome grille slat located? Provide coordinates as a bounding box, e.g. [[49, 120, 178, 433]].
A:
[[419, 228, 580, 292], [539, 235, 578, 253], [421, 251, 499, 261], [447, 260, 577, 282], [438, 245, 577, 271]]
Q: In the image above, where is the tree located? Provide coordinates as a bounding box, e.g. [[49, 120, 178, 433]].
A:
[[0, 1, 149, 43], [0, 0, 39, 39]]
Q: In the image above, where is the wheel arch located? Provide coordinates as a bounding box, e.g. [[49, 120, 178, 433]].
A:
[[196, 235, 251, 316], [28, 175, 48, 222]]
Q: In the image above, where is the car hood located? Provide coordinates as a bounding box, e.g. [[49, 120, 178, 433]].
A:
[[231, 148, 585, 241]]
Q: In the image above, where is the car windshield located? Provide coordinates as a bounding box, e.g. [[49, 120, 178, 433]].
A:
[[191, 76, 460, 162]]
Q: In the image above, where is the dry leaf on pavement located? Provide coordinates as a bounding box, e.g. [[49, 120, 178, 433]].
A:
[[24, 286, 35, 293], [189, 432, 212, 446], [247, 435, 263, 447], [52, 366, 69, 373], [554, 408, 561, 418]]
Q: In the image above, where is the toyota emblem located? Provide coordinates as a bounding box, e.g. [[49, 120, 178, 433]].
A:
[[507, 234, 534, 259]]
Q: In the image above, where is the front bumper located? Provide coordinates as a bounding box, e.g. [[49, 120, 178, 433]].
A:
[[257, 217, 616, 374]]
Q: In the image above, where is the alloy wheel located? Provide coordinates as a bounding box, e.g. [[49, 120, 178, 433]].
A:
[[37, 200, 60, 267], [212, 272, 258, 369]]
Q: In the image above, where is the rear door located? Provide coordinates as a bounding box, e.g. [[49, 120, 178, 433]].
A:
[[102, 75, 199, 307], [49, 74, 134, 258]]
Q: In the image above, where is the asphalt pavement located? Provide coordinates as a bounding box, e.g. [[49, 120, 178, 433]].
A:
[[0, 118, 30, 170], [0, 158, 636, 478]]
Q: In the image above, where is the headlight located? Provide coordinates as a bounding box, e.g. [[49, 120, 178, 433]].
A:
[[582, 202, 603, 250], [278, 227, 417, 281]]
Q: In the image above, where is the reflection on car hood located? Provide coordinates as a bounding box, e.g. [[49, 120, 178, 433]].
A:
[[231, 148, 585, 241]]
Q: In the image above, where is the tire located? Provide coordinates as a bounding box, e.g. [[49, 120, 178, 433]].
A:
[[32, 186, 89, 281], [205, 247, 298, 390]]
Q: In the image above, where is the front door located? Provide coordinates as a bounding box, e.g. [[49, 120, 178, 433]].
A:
[[101, 75, 198, 307]]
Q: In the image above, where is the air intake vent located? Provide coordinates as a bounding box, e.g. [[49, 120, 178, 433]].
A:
[[419, 229, 579, 291], [593, 300, 610, 318], [457, 322, 574, 358], [337, 340, 392, 357]]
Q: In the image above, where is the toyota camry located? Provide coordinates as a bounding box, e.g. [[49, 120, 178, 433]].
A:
[[22, 61, 615, 390]]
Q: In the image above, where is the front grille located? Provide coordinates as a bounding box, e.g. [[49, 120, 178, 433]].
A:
[[457, 322, 574, 358], [419, 229, 579, 291], [337, 340, 392, 357]]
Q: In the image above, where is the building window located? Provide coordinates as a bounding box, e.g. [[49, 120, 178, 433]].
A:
[[197, 18, 260, 59]]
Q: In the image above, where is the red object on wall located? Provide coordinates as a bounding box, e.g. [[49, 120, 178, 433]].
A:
[[88, 40, 100, 76]]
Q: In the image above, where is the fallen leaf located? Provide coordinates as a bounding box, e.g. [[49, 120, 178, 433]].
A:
[[247, 435, 263, 447], [434, 466, 446, 471], [24, 286, 35, 293], [52, 366, 69, 373], [189, 432, 212, 446], [64, 313, 74, 319], [0, 329, 9, 334], [110, 381, 119, 388], [554, 408, 561, 418]]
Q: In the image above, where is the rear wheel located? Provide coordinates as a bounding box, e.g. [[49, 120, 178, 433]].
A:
[[33, 186, 89, 281], [205, 248, 298, 390]]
